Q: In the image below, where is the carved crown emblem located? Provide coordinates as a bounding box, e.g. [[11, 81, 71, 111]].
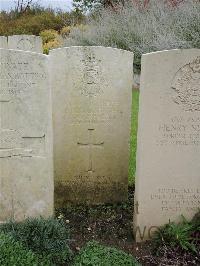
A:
[[171, 56, 200, 112]]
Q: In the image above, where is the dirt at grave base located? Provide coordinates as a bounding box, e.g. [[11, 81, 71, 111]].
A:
[[56, 187, 200, 266]]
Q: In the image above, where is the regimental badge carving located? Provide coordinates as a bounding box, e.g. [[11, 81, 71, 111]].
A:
[[171, 56, 200, 111], [81, 49, 104, 97], [17, 38, 34, 51]]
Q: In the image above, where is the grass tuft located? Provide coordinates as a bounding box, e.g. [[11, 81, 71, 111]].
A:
[[0, 232, 50, 265], [0, 217, 73, 265], [73, 240, 141, 266], [152, 212, 200, 254], [129, 90, 139, 185]]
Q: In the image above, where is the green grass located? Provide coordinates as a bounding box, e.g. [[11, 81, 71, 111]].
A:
[[73, 241, 141, 266], [0, 232, 50, 266], [128, 90, 139, 185], [0, 217, 72, 265]]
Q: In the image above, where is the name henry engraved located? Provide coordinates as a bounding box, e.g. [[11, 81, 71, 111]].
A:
[[157, 116, 200, 146]]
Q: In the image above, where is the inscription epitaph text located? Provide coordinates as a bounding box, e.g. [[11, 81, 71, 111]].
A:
[[0, 49, 53, 221], [134, 49, 200, 242], [50, 46, 133, 205]]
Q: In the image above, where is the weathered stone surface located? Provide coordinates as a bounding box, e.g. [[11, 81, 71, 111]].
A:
[[50, 46, 133, 205], [0, 49, 53, 221], [0, 36, 8, 49], [134, 49, 200, 242], [7, 35, 42, 53]]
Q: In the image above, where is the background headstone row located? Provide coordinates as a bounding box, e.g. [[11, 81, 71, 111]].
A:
[[0, 35, 42, 53]]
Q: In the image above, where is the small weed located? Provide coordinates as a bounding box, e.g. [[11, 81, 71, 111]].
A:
[[152, 212, 200, 254], [73, 241, 140, 266]]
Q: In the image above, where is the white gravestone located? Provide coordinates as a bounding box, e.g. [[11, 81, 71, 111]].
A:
[[0, 36, 8, 49], [50, 46, 133, 206], [134, 49, 200, 242], [7, 35, 43, 53], [0, 49, 53, 221]]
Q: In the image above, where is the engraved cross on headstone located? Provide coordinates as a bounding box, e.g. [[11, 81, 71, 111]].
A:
[[77, 128, 104, 173]]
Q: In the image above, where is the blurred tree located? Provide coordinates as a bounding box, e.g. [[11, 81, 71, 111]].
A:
[[72, 0, 124, 12], [15, 0, 34, 13], [72, 0, 187, 12]]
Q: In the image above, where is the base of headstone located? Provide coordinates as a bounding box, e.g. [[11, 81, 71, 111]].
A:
[[55, 182, 128, 207]]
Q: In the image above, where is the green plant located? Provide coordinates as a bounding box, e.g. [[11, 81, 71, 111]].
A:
[[0, 6, 85, 37], [152, 212, 200, 254], [129, 90, 139, 184], [0, 217, 73, 265], [0, 232, 50, 265], [40, 29, 59, 44], [40, 29, 62, 54], [73, 241, 140, 265]]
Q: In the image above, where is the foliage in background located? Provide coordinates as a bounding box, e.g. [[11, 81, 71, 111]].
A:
[[0, 232, 50, 265], [152, 211, 200, 254], [40, 29, 63, 54], [61, 24, 88, 38], [15, 0, 35, 14], [129, 90, 139, 184], [0, 5, 84, 36], [72, 0, 187, 13], [65, 0, 200, 72], [0, 217, 72, 265], [73, 0, 124, 13], [73, 241, 140, 265]]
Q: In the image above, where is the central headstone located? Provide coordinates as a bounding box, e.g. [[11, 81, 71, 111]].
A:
[[134, 49, 200, 242], [0, 49, 53, 221], [50, 46, 133, 205]]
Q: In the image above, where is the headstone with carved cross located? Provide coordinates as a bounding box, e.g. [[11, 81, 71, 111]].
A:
[[0, 49, 53, 222], [50, 46, 133, 205], [134, 49, 200, 242]]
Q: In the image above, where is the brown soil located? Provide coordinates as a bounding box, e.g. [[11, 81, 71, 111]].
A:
[[56, 187, 200, 266]]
